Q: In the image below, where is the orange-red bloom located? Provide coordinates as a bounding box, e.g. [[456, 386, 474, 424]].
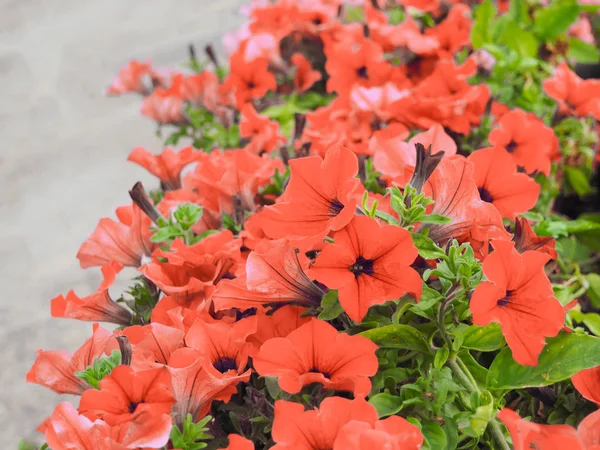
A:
[[468, 147, 541, 220], [497, 408, 585, 450], [255, 144, 362, 241], [543, 62, 600, 120], [140, 74, 186, 124], [77, 203, 156, 268], [128, 145, 197, 190], [247, 305, 311, 350], [222, 434, 255, 450], [470, 240, 564, 366], [512, 217, 557, 259], [239, 104, 286, 154], [51, 261, 132, 325], [122, 322, 185, 369], [271, 397, 379, 450], [222, 50, 277, 107], [488, 108, 559, 176], [211, 240, 324, 311], [579, 409, 600, 450], [334, 415, 424, 450], [253, 318, 378, 396], [292, 53, 322, 92], [27, 324, 117, 395], [79, 365, 174, 425], [572, 366, 600, 405], [310, 215, 422, 322], [106, 59, 157, 96]]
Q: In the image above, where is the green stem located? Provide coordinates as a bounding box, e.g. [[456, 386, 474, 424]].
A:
[[488, 419, 511, 450], [448, 358, 477, 393]]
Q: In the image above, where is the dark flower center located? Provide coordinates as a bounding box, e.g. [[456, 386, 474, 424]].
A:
[[235, 307, 257, 321], [349, 256, 375, 277], [497, 290, 513, 307], [356, 66, 368, 79], [506, 141, 518, 153], [328, 198, 345, 216], [313, 18, 322, 25], [128, 400, 144, 413], [309, 367, 331, 379], [214, 357, 239, 373], [478, 187, 494, 203], [247, 81, 256, 89]]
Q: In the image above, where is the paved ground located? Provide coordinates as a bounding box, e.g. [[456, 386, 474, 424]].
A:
[[0, 0, 245, 446]]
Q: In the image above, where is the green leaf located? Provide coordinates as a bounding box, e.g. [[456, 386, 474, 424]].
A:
[[360, 324, 430, 352], [508, 0, 531, 27], [564, 166, 593, 196], [586, 273, 600, 308], [461, 323, 505, 352], [434, 345, 450, 369], [533, 0, 580, 42], [411, 233, 446, 260], [420, 214, 452, 225], [570, 310, 600, 336], [467, 391, 495, 437], [75, 350, 121, 389], [567, 38, 600, 63], [318, 290, 344, 320], [487, 332, 600, 389], [471, 0, 498, 48], [369, 393, 404, 417], [501, 23, 539, 58], [422, 421, 448, 450]]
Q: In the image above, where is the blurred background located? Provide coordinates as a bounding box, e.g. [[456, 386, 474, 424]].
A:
[[0, 0, 244, 446]]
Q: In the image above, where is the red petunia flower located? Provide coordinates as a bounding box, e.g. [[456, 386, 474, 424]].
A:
[[51, 261, 132, 325], [221, 50, 276, 107], [334, 416, 424, 450], [419, 155, 509, 259], [247, 305, 311, 350], [512, 217, 557, 259], [578, 409, 600, 450], [488, 108, 559, 176], [470, 240, 564, 366], [424, 4, 471, 58], [270, 397, 379, 450], [128, 145, 197, 190], [211, 240, 324, 312], [468, 147, 541, 220], [310, 215, 422, 322], [27, 324, 117, 395], [79, 365, 175, 425], [106, 59, 157, 96], [497, 408, 585, 450], [185, 317, 255, 378], [253, 318, 378, 396], [140, 74, 186, 124], [543, 62, 600, 120], [77, 203, 156, 268], [291, 53, 322, 92], [239, 104, 286, 154], [167, 347, 250, 424], [572, 366, 600, 405], [122, 322, 185, 369], [255, 144, 362, 242], [222, 434, 255, 450]]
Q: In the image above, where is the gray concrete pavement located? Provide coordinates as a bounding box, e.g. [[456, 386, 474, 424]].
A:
[[0, 0, 245, 446]]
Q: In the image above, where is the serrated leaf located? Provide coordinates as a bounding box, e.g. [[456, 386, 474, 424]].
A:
[[487, 332, 600, 389]]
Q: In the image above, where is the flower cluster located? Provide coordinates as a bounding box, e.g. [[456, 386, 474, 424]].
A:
[[23, 0, 600, 449]]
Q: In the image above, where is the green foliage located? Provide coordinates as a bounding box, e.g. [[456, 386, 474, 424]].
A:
[[151, 203, 213, 246], [388, 184, 450, 229], [360, 324, 430, 352], [259, 167, 290, 197], [74, 350, 121, 389], [18, 441, 48, 450], [487, 332, 600, 389], [170, 414, 213, 450], [318, 290, 344, 320], [120, 276, 160, 325]]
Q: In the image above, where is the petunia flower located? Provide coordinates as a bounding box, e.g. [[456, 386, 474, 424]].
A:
[[77, 203, 156, 268], [253, 318, 378, 396], [512, 217, 557, 259], [221, 434, 255, 450], [543, 62, 600, 120], [185, 317, 256, 378], [121, 322, 185, 369], [79, 365, 175, 425], [271, 397, 379, 450], [239, 104, 286, 154], [27, 324, 117, 395], [424, 4, 471, 58], [51, 261, 132, 325], [247, 305, 311, 350], [578, 409, 600, 450], [221, 50, 276, 107], [468, 146, 541, 220], [106, 59, 158, 96], [488, 108, 559, 176], [334, 416, 424, 450], [470, 240, 564, 366], [128, 145, 197, 190], [572, 365, 600, 405], [497, 408, 585, 450], [140, 74, 186, 124], [167, 347, 250, 424], [291, 53, 322, 92], [255, 143, 362, 242], [211, 240, 324, 311], [310, 215, 422, 322]]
